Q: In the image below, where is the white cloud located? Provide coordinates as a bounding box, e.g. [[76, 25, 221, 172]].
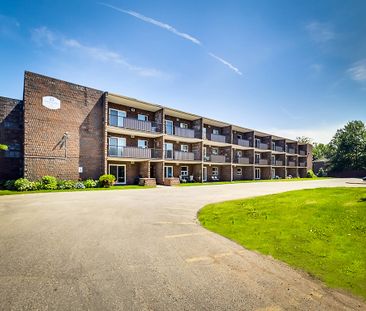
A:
[[264, 123, 346, 144], [305, 21, 335, 43], [347, 59, 366, 82], [209, 53, 242, 76], [99, 2, 242, 76], [99, 3, 201, 45], [31, 27, 166, 78]]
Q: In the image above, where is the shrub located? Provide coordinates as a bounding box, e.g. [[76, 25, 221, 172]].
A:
[[74, 181, 85, 189], [99, 174, 115, 188], [14, 178, 32, 191], [317, 168, 327, 177], [306, 170, 316, 178], [4, 180, 15, 190], [83, 179, 97, 188], [41, 175, 58, 190]]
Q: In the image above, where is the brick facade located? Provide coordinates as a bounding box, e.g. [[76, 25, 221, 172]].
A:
[[0, 97, 24, 180], [23, 72, 105, 180]]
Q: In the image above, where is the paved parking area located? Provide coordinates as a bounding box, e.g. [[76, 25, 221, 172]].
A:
[[0, 179, 365, 310]]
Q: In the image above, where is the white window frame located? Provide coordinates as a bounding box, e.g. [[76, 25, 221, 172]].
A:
[[203, 167, 208, 181], [272, 142, 276, 150], [164, 166, 174, 178], [255, 168, 261, 180], [180, 122, 188, 129], [165, 120, 174, 135], [108, 136, 126, 157], [164, 142, 173, 159], [109, 108, 126, 127], [138, 114, 148, 122], [138, 139, 148, 149], [212, 167, 219, 176], [255, 153, 260, 163], [108, 164, 126, 184], [236, 167, 242, 176], [181, 144, 189, 152], [271, 155, 276, 165], [213, 129, 219, 135], [212, 147, 219, 155], [181, 166, 189, 176]]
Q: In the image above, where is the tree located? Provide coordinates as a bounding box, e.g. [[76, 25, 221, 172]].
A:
[[312, 143, 332, 160], [0, 144, 8, 151], [328, 120, 366, 171], [296, 136, 312, 144]]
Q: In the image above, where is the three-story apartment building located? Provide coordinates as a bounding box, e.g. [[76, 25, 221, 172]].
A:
[[0, 72, 312, 184]]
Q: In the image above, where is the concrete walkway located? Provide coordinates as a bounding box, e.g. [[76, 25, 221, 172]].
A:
[[0, 178, 365, 310]]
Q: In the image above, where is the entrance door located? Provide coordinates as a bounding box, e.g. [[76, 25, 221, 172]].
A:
[[203, 167, 207, 182], [109, 137, 126, 157], [164, 142, 173, 159], [165, 120, 173, 135], [109, 164, 126, 184], [164, 166, 173, 178], [255, 168, 261, 180]]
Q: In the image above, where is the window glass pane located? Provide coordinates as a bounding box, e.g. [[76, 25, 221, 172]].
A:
[[138, 114, 148, 121], [138, 140, 147, 148]]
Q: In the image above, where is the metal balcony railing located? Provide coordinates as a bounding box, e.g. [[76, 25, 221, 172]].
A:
[[287, 161, 296, 167], [275, 160, 283, 166], [274, 146, 284, 152], [109, 116, 161, 133], [173, 151, 196, 161], [237, 138, 250, 147], [210, 134, 227, 143], [256, 142, 269, 150], [108, 147, 161, 159], [205, 154, 227, 163], [236, 157, 250, 164], [287, 148, 295, 154], [299, 162, 306, 167], [299, 150, 306, 155], [174, 127, 195, 138]]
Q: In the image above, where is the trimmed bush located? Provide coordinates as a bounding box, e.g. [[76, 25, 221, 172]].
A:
[[41, 176, 58, 190], [317, 168, 327, 177], [83, 179, 97, 188], [306, 169, 316, 178], [99, 174, 115, 188], [74, 181, 85, 189], [14, 178, 32, 191]]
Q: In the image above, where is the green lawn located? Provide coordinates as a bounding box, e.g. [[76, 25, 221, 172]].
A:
[[179, 177, 329, 186], [198, 187, 366, 299], [0, 185, 154, 196]]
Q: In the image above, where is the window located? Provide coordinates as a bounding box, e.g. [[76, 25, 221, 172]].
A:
[[212, 147, 218, 155], [212, 167, 219, 176], [236, 168, 242, 175], [180, 123, 188, 129], [138, 140, 148, 149], [213, 129, 219, 135], [164, 142, 173, 159], [164, 166, 173, 178], [271, 155, 276, 165], [237, 150, 242, 157], [255, 138, 261, 148], [181, 144, 189, 152], [272, 142, 276, 150], [109, 109, 126, 127], [255, 153, 260, 164], [255, 168, 261, 179], [237, 134, 242, 140], [271, 168, 276, 179], [181, 166, 188, 176], [109, 164, 126, 184], [203, 127, 207, 139], [109, 137, 126, 157], [4, 143, 21, 158], [165, 120, 173, 135], [138, 114, 148, 121]]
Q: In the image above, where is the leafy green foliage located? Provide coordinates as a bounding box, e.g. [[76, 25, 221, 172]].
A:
[[198, 188, 366, 298], [4, 180, 15, 190], [14, 178, 32, 191], [0, 144, 8, 151], [99, 174, 116, 188], [306, 169, 316, 178], [41, 176, 58, 190], [83, 179, 97, 188], [328, 120, 366, 171], [296, 136, 312, 144], [317, 167, 327, 177], [74, 181, 85, 189], [312, 143, 332, 160]]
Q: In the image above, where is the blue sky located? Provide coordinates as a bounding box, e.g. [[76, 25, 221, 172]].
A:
[[1, 0, 365, 143]]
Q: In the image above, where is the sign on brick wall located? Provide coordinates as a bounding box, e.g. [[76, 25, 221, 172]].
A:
[[42, 96, 61, 110]]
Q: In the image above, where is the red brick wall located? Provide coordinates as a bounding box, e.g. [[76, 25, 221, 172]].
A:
[[0, 97, 24, 180], [23, 72, 105, 180]]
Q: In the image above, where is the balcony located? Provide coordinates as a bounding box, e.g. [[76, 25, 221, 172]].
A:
[[108, 147, 161, 159], [299, 162, 306, 167], [237, 138, 250, 147], [256, 142, 269, 150], [164, 150, 199, 161], [110, 117, 160, 133], [287, 161, 296, 167], [299, 150, 306, 155], [205, 154, 227, 163], [275, 160, 283, 166], [174, 126, 195, 138], [256, 159, 269, 165], [273, 146, 284, 152], [287, 148, 295, 154], [236, 157, 250, 164], [210, 133, 227, 143]]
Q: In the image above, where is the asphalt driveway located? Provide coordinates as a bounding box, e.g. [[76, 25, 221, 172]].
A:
[[0, 178, 365, 310]]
